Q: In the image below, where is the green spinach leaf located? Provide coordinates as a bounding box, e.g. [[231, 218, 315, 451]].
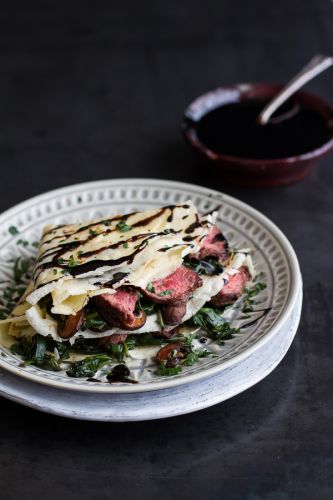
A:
[[184, 256, 223, 275], [66, 355, 111, 378], [189, 307, 239, 343]]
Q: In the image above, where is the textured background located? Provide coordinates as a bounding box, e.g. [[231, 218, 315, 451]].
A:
[[0, 1, 332, 499]]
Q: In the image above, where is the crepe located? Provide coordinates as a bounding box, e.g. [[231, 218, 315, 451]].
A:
[[0, 202, 253, 343]]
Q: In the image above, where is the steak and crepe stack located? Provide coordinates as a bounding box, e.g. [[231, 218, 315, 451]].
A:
[[1, 203, 253, 344]]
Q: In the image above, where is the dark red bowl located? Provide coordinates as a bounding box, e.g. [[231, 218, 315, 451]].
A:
[[182, 83, 333, 187]]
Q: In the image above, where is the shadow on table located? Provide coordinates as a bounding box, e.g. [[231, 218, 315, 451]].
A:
[[0, 337, 300, 481]]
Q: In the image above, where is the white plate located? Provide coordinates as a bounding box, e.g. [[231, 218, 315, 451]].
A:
[[0, 179, 302, 398], [0, 289, 302, 421]]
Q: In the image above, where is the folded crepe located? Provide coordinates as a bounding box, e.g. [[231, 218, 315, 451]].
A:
[[1, 202, 254, 343]]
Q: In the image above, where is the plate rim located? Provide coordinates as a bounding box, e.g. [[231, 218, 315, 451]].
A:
[[0, 178, 302, 393]]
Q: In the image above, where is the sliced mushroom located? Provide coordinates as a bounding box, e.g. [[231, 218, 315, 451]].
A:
[[101, 310, 147, 331], [57, 309, 85, 339], [162, 302, 186, 325], [120, 310, 146, 331], [153, 327, 178, 339], [156, 342, 191, 367]]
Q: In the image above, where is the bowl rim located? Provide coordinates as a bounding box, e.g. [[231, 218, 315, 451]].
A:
[[182, 82, 333, 164]]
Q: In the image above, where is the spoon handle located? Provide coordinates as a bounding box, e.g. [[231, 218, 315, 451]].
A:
[[257, 54, 333, 125]]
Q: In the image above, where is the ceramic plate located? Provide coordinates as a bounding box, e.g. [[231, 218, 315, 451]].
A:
[[0, 289, 302, 421], [0, 179, 302, 394]]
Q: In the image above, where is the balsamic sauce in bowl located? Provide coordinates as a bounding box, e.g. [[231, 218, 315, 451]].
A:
[[182, 84, 333, 187], [195, 99, 331, 159]]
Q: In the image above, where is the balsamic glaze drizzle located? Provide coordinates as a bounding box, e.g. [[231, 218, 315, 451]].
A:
[[158, 243, 194, 252], [33, 204, 197, 284]]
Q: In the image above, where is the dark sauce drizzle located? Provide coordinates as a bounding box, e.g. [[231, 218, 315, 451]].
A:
[[33, 205, 195, 284], [34, 234, 155, 281], [185, 213, 201, 234], [158, 243, 194, 252], [183, 235, 195, 242], [42, 224, 69, 237], [106, 364, 138, 384], [41, 213, 135, 245]]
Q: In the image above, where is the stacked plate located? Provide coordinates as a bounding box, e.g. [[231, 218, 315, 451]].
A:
[[0, 179, 302, 421]]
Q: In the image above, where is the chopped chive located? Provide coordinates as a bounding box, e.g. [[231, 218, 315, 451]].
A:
[[9, 226, 19, 235], [146, 282, 155, 293], [156, 361, 182, 376], [116, 220, 132, 233], [157, 309, 164, 329], [13, 257, 31, 282], [17, 239, 29, 247], [68, 255, 80, 267]]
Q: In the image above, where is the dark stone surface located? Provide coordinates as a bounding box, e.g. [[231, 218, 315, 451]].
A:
[[0, 1, 332, 499]]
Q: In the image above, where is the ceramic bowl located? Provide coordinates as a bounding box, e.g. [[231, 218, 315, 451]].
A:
[[182, 83, 333, 187]]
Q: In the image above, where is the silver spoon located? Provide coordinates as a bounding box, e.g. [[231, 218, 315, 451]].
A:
[[257, 54, 333, 126]]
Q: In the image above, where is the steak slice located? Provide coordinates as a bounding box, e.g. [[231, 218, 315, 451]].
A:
[[211, 266, 251, 306], [93, 287, 146, 330], [141, 265, 203, 304], [194, 225, 229, 263]]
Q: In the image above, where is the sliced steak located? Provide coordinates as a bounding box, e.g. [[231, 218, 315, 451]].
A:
[[194, 225, 229, 263], [93, 287, 146, 331], [211, 266, 251, 306], [141, 265, 202, 304]]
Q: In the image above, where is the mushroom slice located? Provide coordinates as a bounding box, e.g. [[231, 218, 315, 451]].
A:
[[57, 309, 85, 339]]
